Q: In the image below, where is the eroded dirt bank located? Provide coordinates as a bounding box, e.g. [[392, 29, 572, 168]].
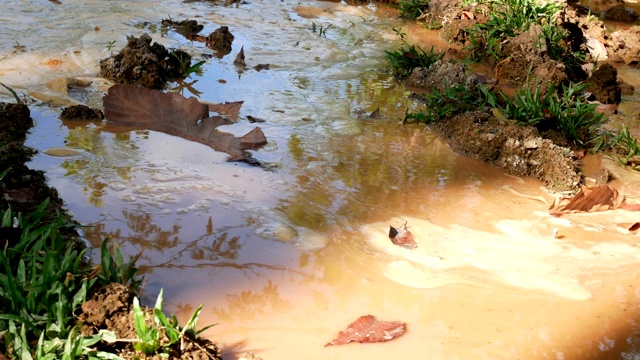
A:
[[397, 0, 640, 193]]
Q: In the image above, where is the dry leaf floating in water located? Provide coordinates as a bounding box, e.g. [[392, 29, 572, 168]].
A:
[[103, 84, 267, 164], [549, 185, 640, 216], [389, 221, 417, 249], [325, 315, 406, 347]]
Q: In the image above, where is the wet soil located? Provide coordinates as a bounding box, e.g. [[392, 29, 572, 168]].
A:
[[99, 34, 195, 89], [433, 111, 582, 192], [403, 0, 640, 193], [0, 103, 222, 359]]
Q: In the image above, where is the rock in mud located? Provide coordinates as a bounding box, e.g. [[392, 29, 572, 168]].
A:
[[162, 18, 204, 37], [585, 63, 622, 104], [60, 104, 104, 121], [0, 103, 32, 136], [603, 4, 639, 22], [99, 34, 166, 89], [405, 60, 474, 91], [500, 24, 569, 89], [206, 26, 234, 56], [99, 34, 193, 89], [608, 26, 640, 64], [434, 111, 581, 193]]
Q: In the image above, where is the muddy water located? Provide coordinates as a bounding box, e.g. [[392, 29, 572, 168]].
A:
[[5, 0, 640, 359]]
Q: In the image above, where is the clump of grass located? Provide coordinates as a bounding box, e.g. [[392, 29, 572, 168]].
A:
[[386, 30, 444, 79], [169, 51, 205, 79], [96, 238, 144, 292], [404, 83, 496, 123], [404, 81, 606, 148], [311, 22, 332, 37], [132, 289, 216, 356], [503, 82, 606, 146], [466, 0, 563, 61], [0, 199, 139, 358], [0, 199, 96, 358], [396, 0, 431, 20], [594, 125, 640, 169]]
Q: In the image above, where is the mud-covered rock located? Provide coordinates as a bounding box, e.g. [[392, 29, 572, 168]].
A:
[[405, 60, 473, 91], [0, 103, 31, 136], [585, 63, 622, 104], [434, 111, 581, 193], [162, 19, 204, 37], [98, 34, 195, 89], [206, 26, 235, 56], [99, 34, 167, 89], [608, 26, 640, 64], [603, 5, 638, 22], [60, 105, 104, 121], [79, 283, 131, 334], [499, 25, 570, 89]]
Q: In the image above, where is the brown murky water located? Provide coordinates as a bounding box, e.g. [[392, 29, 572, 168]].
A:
[[4, 0, 640, 359]]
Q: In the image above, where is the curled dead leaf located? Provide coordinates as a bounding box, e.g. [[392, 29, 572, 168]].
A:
[[325, 315, 406, 347], [549, 185, 640, 216], [389, 221, 417, 249], [234, 46, 246, 67], [617, 222, 640, 232]]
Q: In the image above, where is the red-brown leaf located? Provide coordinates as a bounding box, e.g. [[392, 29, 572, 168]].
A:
[[208, 101, 244, 120], [389, 222, 417, 249], [548, 185, 639, 216], [103, 84, 266, 162], [325, 315, 406, 347]]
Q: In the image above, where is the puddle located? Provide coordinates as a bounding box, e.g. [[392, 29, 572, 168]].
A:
[[5, 0, 640, 359]]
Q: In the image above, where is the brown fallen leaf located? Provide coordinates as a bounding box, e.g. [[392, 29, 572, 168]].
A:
[[186, 34, 207, 43], [254, 64, 270, 71], [617, 222, 640, 232], [246, 115, 266, 123], [325, 315, 406, 347], [368, 107, 381, 119], [208, 101, 244, 120], [549, 185, 640, 216], [389, 221, 417, 249], [234, 46, 246, 67], [103, 84, 267, 163]]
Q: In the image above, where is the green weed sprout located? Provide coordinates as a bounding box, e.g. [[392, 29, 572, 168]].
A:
[[132, 289, 217, 355]]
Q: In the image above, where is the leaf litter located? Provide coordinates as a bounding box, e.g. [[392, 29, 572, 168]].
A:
[[325, 315, 406, 347], [103, 84, 267, 164]]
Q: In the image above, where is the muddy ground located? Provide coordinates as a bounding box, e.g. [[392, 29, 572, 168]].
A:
[[404, 0, 640, 193]]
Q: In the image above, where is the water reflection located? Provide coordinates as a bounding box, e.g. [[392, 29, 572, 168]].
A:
[[212, 281, 290, 322]]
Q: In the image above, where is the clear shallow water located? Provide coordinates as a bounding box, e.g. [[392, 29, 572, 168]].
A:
[[5, 0, 640, 359]]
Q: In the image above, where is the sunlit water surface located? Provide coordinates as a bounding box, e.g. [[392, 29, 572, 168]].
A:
[[4, 0, 640, 359]]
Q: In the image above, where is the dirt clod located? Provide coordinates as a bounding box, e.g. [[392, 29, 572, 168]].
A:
[[434, 111, 581, 193], [60, 104, 104, 121], [206, 26, 235, 57], [585, 63, 622, 104]]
